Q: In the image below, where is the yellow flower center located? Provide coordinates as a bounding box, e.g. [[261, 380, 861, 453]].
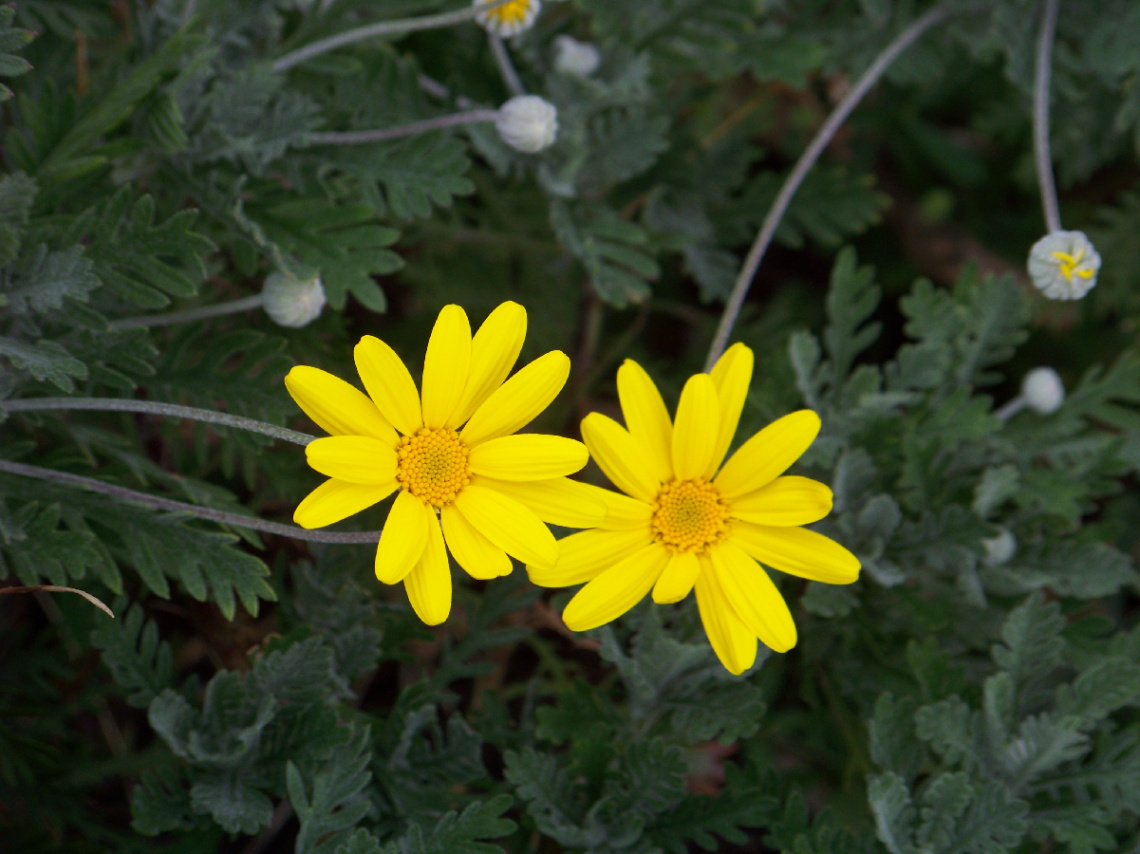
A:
[[1051, 248, 1094, 282], [397, 428, 471, 508], [651, 479, 729, 554], [482, 0, 534, 24]]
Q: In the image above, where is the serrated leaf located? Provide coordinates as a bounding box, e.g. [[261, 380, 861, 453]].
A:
[[290, 725, 373, 854], [91, 600, 175, 708], [0, 335, 88, 391]]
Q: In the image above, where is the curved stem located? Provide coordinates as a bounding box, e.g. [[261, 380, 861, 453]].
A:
[[704, 3, 956, 372], [1033, 0, 1062, 234], [0, 459, 381, 544], [995, 396, 1027, 422], [1, 397, 315, 446], [272, 0, 521, 73], [308, 109, 500, 146], [489, 34, 526, 96], [110, 294, 264, 331], [0, 584, 115, 618]]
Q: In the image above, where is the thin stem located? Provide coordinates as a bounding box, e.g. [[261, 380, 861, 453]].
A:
[[704, 3, 956, 372], [0, 459, 381, 544], [489, 34, 526, 96], [308, 109, 500, 146], [1, 397, 315, 446], [1033, 0, 1063, 234], [272, 0, 520, 73], [110, 294, 264, 331], [995, 396, 1027, 421], [0, 584, 115, 618]]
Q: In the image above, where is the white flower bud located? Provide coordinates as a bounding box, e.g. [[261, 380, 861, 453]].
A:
[[495, 95, 558, 153], [553, 35, 601, 76], [982, 528, 1017, 567], [262, 271, 326, 328], [1021, 366, 1065, 415], [1027, 230, 1100, 300], [474, 0, 541, 38]]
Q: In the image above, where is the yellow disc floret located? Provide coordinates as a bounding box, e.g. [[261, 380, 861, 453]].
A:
[[397, 428, 471, 508], [651, 479, 729, 554]]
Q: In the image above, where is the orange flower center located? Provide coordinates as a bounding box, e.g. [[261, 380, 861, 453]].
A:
[[651, 479, 729, 554], [397, 428, 470, 507]]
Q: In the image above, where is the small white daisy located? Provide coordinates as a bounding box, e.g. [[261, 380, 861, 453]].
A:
[[474, 0, 541, 38], [1027, 230, 1101, 300]]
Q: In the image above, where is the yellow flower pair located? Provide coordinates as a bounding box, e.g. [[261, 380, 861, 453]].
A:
[[285, 301, 860, 674]]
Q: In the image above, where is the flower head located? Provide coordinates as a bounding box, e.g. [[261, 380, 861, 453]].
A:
[[496, 95, 558, 153], [528, 345, 860, 674], [474, 0, 541, 38], [262, 270, 326, 328], [553, 35, 601, 76], [285, 302, 604, 625], [1027, 230, 1100, 300]]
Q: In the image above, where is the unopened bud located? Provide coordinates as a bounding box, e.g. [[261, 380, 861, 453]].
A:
[[1021, 367, 1065, 415], [262, 271, 325, 328], [496, 95, 558, 153], [553, 35, 601, 76], [982, 528, 1017, 567], [1027, 230, 1100, 300]]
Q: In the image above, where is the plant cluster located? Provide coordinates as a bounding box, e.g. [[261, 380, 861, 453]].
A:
[[1, 0, 1138, 852]]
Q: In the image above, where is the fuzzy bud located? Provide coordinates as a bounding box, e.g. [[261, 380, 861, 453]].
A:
[[1021, 366, 1065, 415], [1027, 230, 1101, 300], [262, 271, 326, 328], [496, 95, 558, 153], [473, 0, 541, 38], [982, 528, 1017, 567], [553, 35, 601, 76]]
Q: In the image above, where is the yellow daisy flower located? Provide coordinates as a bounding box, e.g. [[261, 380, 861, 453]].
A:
[[528, 344, 861, 674], [285, 301, 604, 626], [473, 0, 541, 38]]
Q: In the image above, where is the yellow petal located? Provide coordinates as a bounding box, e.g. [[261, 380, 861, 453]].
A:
[[450, 301, 527, 427], [714, 410, 821, 499], [354, 335, 424, 437], [694, 558, 757, 675], [706, 343, 753, 476], [730, 476, 833, 526], [421, 305, 472, 430], [375, 490, 430, 584], [617, 360, 673, 482], [305, 436, 399, 484], [293, 478, 394, 529], [709, 541, 797, 653], [588, 484, 654, 530], [473, 477, 606, 528], [561, 543, 671, 631], [580, 413, 660, 503], [454, 483, 558, 568], [461, 351, 570, 446], [730, 522, 860, 584], [404, 516, 452, 625], [527, 527, 649, 587], [652, 550, 701, 604], [672, 374, 720, 481], [441, 505, 513, 579], [284, 365, 397, 445], [468, 435, 588, 481]]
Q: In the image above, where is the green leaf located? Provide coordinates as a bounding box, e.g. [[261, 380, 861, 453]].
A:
[[869, 693, 926, 782], [289, 725, 373, 854], [381, 795, 517, 854], [0, 501, 106, 587], [90, 600, 175, 709], [0, 4, 34, 103], [823, 247, 882, 384], [0, 335, 88, 391], [991, 592, 1066, 712], [550, 200, 658, 307], [649, 765, 776, 853], [69, 189, 214, 308], [1055, 656, 1140, 730], [867, 772, 917, 854], [0, 169, 35, 264], [4, 244, 99, 315]]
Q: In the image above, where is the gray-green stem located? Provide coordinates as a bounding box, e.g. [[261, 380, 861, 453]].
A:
[[0, 458, 381, 544], [704, 3, 956, 372], [272, 0, 521, 73], [489, 34, 526, 96], [1033, 0, 1062, 234], [110, 294, 264, 330], [0, 397, 315, 446], [308, 109, 500, 146]]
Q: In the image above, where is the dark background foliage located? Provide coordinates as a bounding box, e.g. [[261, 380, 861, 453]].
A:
[[1, 0, 1138, 851]]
